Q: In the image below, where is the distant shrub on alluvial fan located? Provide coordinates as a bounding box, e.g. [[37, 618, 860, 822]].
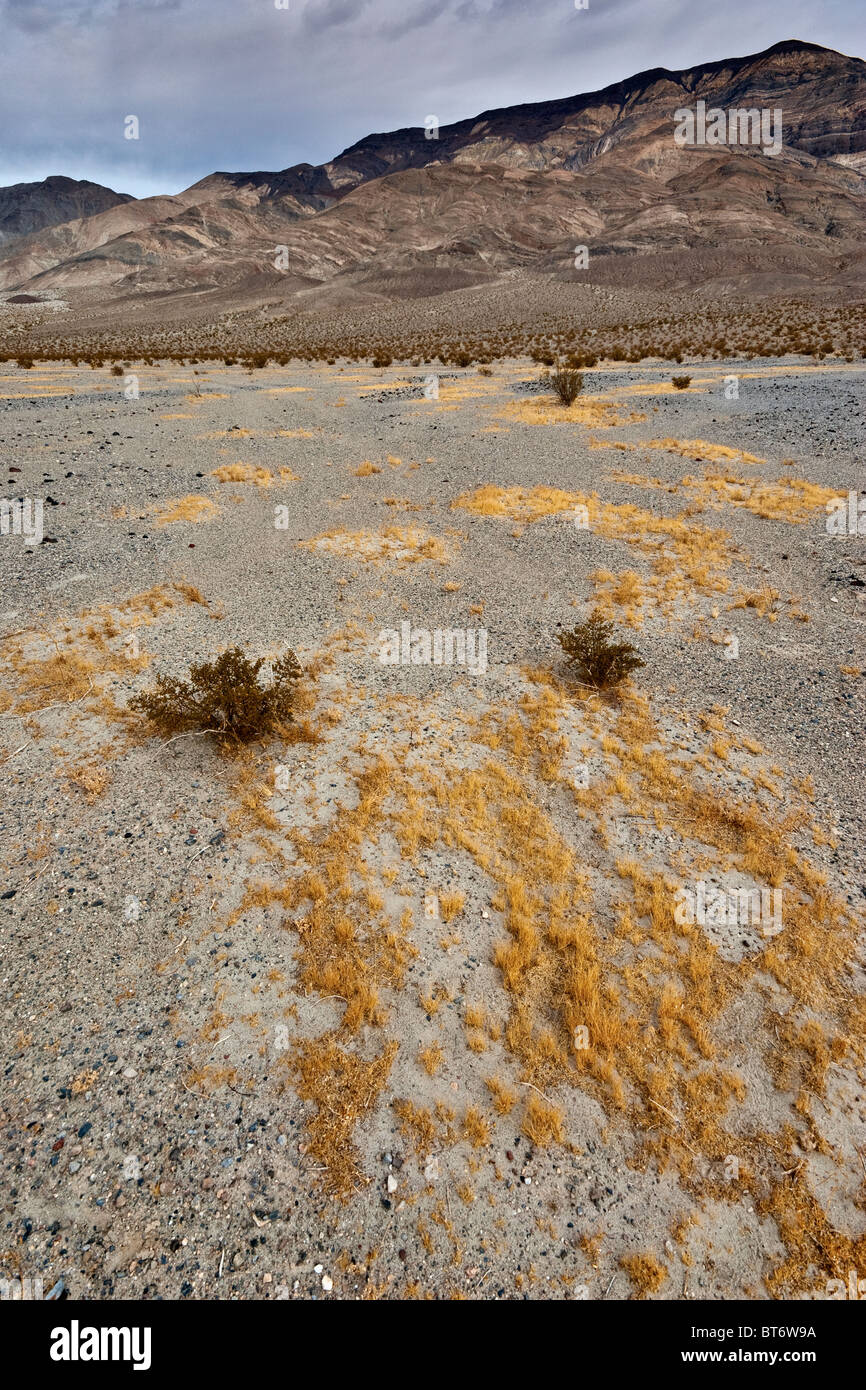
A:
[[547, 366, 584, 406], [130, 646, 302, 744], [557, 614, 644, 689]]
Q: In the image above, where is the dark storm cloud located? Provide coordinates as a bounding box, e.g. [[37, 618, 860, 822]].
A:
[[0, 0, 861, 197]]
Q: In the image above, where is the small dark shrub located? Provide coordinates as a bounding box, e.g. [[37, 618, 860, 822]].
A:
[[110, 364, 124, 376], [557, 614, 644, 689], [16, 355, 34, 369], [671, 374, 691, 390], [130, 646, 302, 744], [372, 353, 393, 368], [548, 366, 584, 407]]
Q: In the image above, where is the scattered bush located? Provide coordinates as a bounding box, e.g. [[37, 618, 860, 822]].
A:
[[557, 614, 644, 689], [547, 366, 584, 407], [671, 374, 692, 389], [130, 646, 302, 744], [3, 298, 863, 371]]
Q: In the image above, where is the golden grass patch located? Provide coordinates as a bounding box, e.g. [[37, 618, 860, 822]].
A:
[[154, 495, 218, 525], [285, 1037, 399, 1196], [496, 395, 643, 429], [300, 526, 451, 567], [67, 762, 111, 801], [620, 1253, 668, 1298], [211, 462, 274, 487], [610, 456, 836, 524], [203, 637, 863, 1294], [454, 485, 738, 614]]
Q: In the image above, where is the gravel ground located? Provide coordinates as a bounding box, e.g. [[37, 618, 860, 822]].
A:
[[0, 357, 863, 1301]]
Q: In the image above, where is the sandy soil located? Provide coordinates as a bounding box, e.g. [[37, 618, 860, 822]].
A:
[[1, 357, 864, 1301]]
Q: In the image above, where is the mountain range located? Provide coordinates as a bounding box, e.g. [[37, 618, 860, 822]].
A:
[[1, 38, 864, 319]]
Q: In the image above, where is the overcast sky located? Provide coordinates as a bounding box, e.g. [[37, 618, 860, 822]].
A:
[[0, 0, 862, 197]]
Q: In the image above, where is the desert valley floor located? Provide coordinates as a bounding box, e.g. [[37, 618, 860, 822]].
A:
[[1, 357, 864, 1300]]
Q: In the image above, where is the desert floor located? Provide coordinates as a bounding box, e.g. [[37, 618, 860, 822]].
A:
[[1, 357, 864, 1300]]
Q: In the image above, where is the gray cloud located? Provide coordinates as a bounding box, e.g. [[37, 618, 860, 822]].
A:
[[0, 0, 861, 197]]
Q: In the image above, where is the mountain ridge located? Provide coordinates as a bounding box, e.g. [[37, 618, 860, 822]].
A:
[[1, 38, 864, 310]]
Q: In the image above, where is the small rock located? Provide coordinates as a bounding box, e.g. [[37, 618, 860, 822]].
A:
[[321, 1274, 333, 1292], [424, 1155, 440, 1181]]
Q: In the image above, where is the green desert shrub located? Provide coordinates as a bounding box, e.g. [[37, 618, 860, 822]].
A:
[[130, 646, 302, 744], [557, 614, 644, 689]]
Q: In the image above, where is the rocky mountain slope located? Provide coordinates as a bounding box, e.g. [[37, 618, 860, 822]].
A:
[[1, 39, 864, 305], [0, 175, 132, 249]]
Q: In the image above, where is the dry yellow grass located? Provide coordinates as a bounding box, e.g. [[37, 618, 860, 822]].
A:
[[463, 1105, 491, 1149], [454, 484, 737, 616], [452, 484, 583, 523], [486, 1076, 518, 1115], [522, 1095, 566, 1146], [203, 622, 862, 1296], [419, 1043, 444, 1076], [300, 526, 451, 567], [287, 1037, 398, 1195], [211, 461, 274, 487], [67, 762, 111, 801], [154, 495, 218, 525], [610, 457, 837, 524], [495, 395, 643, 430], [620, 1253, 668, 1298], [648, 438, 765, 465], [438, 890, 465, 923], [0, 583, 209, 718]]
